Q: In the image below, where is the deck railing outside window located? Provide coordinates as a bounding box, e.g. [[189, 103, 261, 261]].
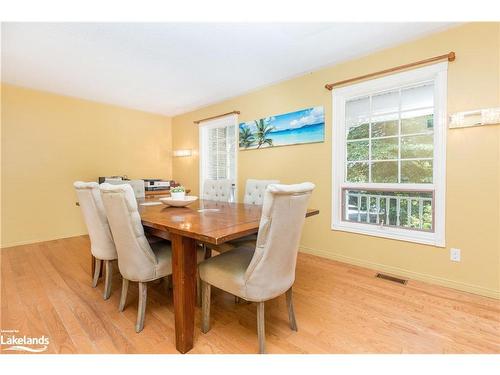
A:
[[343, 189, 433, 231]]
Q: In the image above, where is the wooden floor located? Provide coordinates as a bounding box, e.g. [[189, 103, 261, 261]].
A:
[[1, 235, 499, 354]]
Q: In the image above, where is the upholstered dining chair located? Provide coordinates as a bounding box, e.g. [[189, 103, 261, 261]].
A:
[[104, 179, 145, 198], [243, 179, 280, 205], [99, 183, 205, 333], [198, 182, 315, 353], [206, 179, 280, 255], [202, 179, 232, 202], [74, 181, 118, 300]]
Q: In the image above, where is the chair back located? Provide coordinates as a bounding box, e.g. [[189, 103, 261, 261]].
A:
[[243, 179, 280, 205], [74, 181, 117, 260], [202, 179, 232, 202], [104, 179, 145, 198], [99, 183, 157, 282], [244, 183, 315, 300]]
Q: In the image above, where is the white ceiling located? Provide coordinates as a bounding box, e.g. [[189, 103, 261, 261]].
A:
[[1, 23, 455, 116]]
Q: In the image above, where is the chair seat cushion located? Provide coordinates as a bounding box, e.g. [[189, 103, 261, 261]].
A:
[[207, 234, 257, 254], [198, 246, 255, 299], [147, 240, 206, 282], [150, 241, 173, 279], [229, 234, 257, 248], [146, 234, 164, 244]]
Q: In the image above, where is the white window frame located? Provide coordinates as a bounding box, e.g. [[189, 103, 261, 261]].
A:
[[199, 114, 239, 201], [332, 62, 447, 247]]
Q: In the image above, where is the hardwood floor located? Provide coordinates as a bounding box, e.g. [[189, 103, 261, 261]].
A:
[[1, 235, 499, 354]]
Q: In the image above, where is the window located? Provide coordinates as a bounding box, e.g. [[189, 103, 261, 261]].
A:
[[199, 114, 238, 201], [332, 63, 447, 246]]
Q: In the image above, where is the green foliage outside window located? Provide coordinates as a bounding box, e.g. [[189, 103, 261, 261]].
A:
[[346, 115, 434, 183]]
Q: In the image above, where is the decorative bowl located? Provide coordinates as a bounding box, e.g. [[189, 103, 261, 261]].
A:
[[159, 195, 198, 207], [170, 191, 185, 200]]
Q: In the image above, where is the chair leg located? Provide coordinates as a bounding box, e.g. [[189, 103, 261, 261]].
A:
[[196, 273, 201, 307], [136, 282, 147, 333], [167, 274, 173, 288], [92, 258, 102, 288], [163, 275, 171, 296], [201, 281, 211, 333], [234, 295, 250, 304], [103, 260, 113, 300], [203, 244, 212, 259], [257, 301, 266, 354], [285, 287, 298, 331], [199, 245, 211, 306], [119, 278, 129, 311]]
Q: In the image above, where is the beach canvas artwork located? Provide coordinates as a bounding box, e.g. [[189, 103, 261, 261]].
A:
[[239, 106, 325, 150]]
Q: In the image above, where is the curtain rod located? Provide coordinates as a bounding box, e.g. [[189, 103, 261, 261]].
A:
[[194, 110, 240, 124], [325, 52, 456, 91]]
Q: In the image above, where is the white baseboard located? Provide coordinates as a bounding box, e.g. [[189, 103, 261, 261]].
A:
[[300, 245, 500, 300]]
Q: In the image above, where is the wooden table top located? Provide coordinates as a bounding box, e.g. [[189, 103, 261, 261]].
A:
[[139, 198, 319, 245]]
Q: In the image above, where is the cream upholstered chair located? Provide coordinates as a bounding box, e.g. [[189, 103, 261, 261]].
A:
[[199, 179, 233, 263], [207, 179, 280, 255], [100, 183, 204, 332], [202, 179, 232, 202], [199, 182, 315, 353], [104, 179, 145, 198], [74, 181, 118, 300], [243, 179, 280, 205], [233, 178, 280, 246]]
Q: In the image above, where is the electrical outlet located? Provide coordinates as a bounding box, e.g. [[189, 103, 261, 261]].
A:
[[450, 248, 461, 262]]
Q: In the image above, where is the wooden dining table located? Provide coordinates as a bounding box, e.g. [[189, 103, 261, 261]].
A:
[[116, 196, 318, 353]]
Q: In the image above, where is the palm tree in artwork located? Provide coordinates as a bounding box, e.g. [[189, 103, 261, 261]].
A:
[[254, 119, 275, 148], [239, 125, 255, 148]]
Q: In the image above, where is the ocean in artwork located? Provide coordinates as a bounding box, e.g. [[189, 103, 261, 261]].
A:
[[239, 106, 325, 150]]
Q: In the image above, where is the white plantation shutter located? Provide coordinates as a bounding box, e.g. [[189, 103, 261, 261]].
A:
[[199, 114, 238, 200]]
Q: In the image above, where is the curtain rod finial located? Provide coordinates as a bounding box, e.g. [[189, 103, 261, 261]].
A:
[[448, 52, 456, 62]]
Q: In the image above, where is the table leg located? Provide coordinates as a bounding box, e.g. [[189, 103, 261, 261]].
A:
[[170, 233, 197, 354]]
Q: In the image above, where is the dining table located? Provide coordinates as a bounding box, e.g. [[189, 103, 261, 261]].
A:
[[93, 195, 319, 353]]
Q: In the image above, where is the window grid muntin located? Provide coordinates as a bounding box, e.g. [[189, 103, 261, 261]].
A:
[[368, 95, 372, 182], [345, 82, 435, 185], [397, 88, 402, 183], [343, 81, 435, 229]]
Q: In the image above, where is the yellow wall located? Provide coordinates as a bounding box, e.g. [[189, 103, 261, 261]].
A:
[[1, 84, 172, 247], [172, 23, 500, 298]]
